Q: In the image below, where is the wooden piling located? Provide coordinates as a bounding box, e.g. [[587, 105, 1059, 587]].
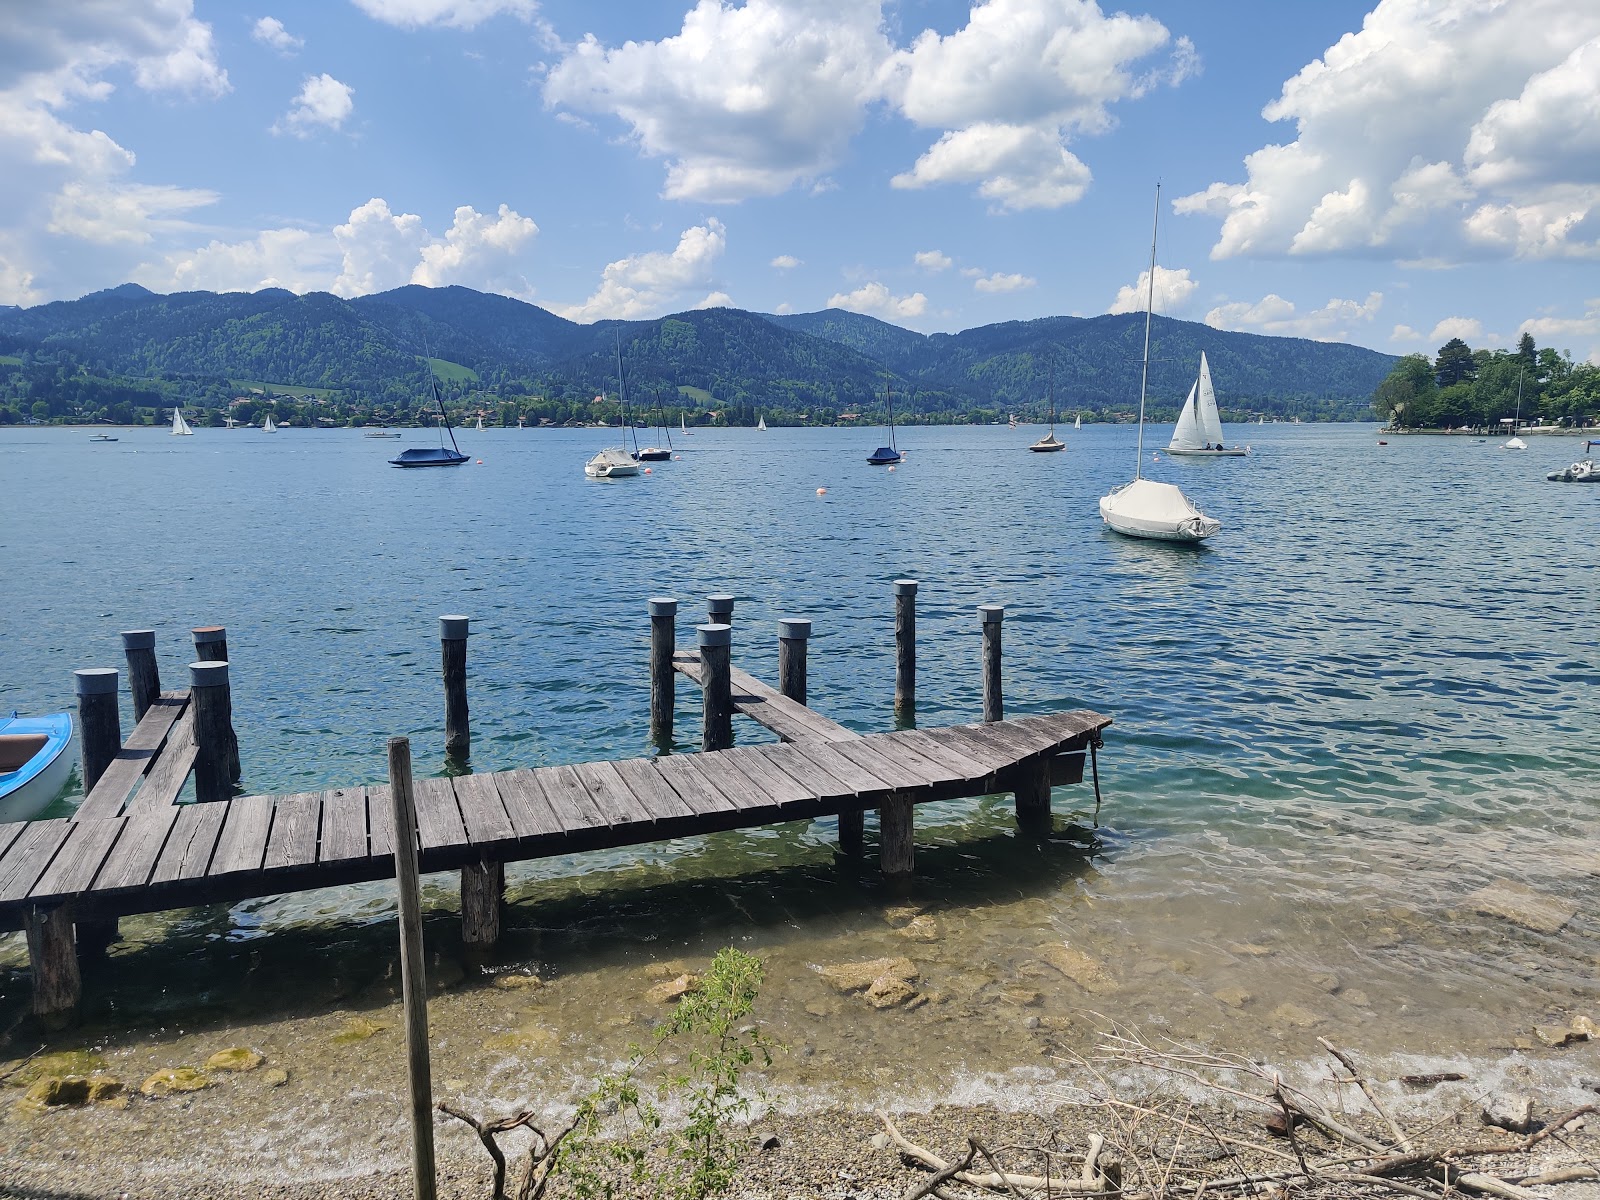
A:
[[699, 623, 733, 752], [192, 626, 240, 782], [980, 604, 1004, 723], [777, 618, 811, 704], [649, 597, 678, 745], [73, 668, 121, 794], [1012, 755, 1053, 832], [460, 860, 503, 954], [190, 661, 235, 803], [894, 579, 917, 716], [707, 593, 735, 626], [25, 905, 80, 1028], [121, 631, 160, 723], [879, 794, 914, 876], [387, 736, 438, 1200], [440, 615, 470, 759]]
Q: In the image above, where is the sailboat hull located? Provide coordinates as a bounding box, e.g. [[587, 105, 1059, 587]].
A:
[[1099, 479, 1220, 541], [390, 448, 468, 467], [866, 447, 902, 465], [1028, 435, 1066, 453], [1165, 446, 1248, 457]]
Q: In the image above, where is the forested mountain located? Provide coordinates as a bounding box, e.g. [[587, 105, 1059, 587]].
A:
[[0, 282, 1397, 427]]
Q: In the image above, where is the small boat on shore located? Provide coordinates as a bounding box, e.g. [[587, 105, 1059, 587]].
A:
[[0, 712, 74, 823]]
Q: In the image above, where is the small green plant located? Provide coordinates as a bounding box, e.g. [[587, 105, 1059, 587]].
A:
[[443, 947, 772, 1200]]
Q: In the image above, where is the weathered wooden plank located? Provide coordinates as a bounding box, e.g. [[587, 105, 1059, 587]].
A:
[[0, 822, 26, 863], [130, 707, 198, 810], [690, 752, 780, 815], [319, 786, 368, 864], [890, 728, 994, 780], [715, 747, 814, 809], [0, 820, 72, 902], [412, 776, 466, 851], [367, 785, 395, 858], [971, 719, 1053, 758], [93, 805, 180, 892], [30, 818, 125, 897], [791, 741, 895, 794], [650, 754, 734, 817], [846, 735, 953, 787], [539, 765, 608, 832], [755, 743, 852, 799], [672, 652, 857, 743], [453, 773, 515, 845], [76, 693, 189, 820], [929, 725, 1021, 772], [207, 795, 275, 877], [610, 757, 696, 822], [491, 771, 565, 840], [572, 761, 655, 829], [150, 803, 226, 884], [263, 793, 322, 871]]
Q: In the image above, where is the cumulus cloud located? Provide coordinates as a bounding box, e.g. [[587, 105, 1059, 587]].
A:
[[48, 182, 219, 245], [135, 227, 337, 295], [1109, 265, 1197, 315], [891, 122, 1091, 210], [694, 290, 733, 308], [825, 281, 927, 321], [1428, 316, 1484, 343], [973, 271, 1034, 293], [914, 249, 952, 271], [770, 254, 800, 269], [252, 16, 303, 53], [1390, 324, 1423, 343], [350, 0, 540, 29], [414, 203, 539, 290], [1520, 301, 1600, 362], [274, 74, 355, 137], [552, 219, 727, 321], [1203, 292, 1383, 342], [544, 0, 891, 202], [1177, 2, 1600, 262]]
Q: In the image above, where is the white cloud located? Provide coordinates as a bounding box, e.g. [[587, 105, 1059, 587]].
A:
[[959, 266, 984, 278], [1109, 265, 1197, 315], [973, 271, 1034, 293], [48, 182, 219, 246], [770, 254, 800, 270], [1390, 324, 1423, 343], [1203, 291, 1383, 342], [1428, 316, 1483, 344], [332, 198, 429, 295], [544, 0, 892, 202], [135, 227, 337, 295], [825, 281, 927, 321], [252, 17, 304, 54], [1520, 301, 1600, 363], [349, 0, 539, 29], [891, 122, 1091, 211], [1178, 3, 1600, 263], [274, 74, 355, 137], [774, 301, 794, 315], [694, 290, 733, 308], [914, 249, 952, 271], [552, 219, 727, 321], [414, 204, 539, 292]]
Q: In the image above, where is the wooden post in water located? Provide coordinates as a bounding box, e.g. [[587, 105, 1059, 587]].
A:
[[440, 616, 470, 760], [74, 667, 121, 796], [192, 626, 240, 782], [980, 605, 1004, 723], [777, 618, 810, 704], [707, 593, 735, 627], [387, 737, 438, 1200], [649, 597, 678, 745], [1012, 755, 1053, 833], [460, 860, 503, 957], [699, 623, 733, 752], [24, 906, 80, 1029], [121, 631, 160, 723], [190, 661, 235, 804], [880, 794, 914, 877], [894, 579, 917, 717]]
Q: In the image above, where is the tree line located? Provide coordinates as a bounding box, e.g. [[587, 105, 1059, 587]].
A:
[[1373, 333, 1598, 430]]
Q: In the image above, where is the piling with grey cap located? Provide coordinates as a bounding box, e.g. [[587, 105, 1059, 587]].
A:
[[192, 626, 240, 781], [440, 616, 470, 759], [777, 617, 811, 705], [74, 668, 121, 797], [698, 623, 733, 752], [980, 604, 1005, 723], [707, 593, 735, 626], [649, 598, 678, 744], [121, 630, 160, 723], [190, 660, 235, 804], [894, 580, 918, 716]]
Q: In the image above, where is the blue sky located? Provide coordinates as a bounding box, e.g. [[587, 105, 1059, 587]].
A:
[[3, 1, 1598, 360]]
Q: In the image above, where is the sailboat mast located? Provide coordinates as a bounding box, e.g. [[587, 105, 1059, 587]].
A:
[[615, 335, 638, 454], [1134, 184, 1160, 480], [429, 369, 460, 454], [886, 369, 897, 451]]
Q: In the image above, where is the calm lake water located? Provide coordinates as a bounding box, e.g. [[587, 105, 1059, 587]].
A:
[[2, 421, 1597, 1169]]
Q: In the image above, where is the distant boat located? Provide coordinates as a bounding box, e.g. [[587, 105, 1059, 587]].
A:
[[588, 338, 641, 477], [1166, 353, 1246, 456], [0, 712, 74, 823], [1008, 413, 1018, 429], [1546, 457, 1597, 482], [867, 371, 902, 466], [1503, 368, 1528, 449], [263, 414, 278, 433], [170, 407, 194, 436], [476, 415, 485, 431], [389, 366, 468, 468], [1258, 416, 1265, 425], [363, 429, 401, 438], [1029, 359, 1066, 453], [1074, 414, 1082, 430], [1099, 185, 1221, 543], [757, 415, 767, 431], [681, 414, 692, 437], [634, 391, 674, 461], [89, 433, 117, 442]]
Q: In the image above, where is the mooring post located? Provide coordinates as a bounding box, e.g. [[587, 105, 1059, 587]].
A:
[[190, 661, 235, 803], [74, 667, 121, 795], [387, 736, 438, 1200], [25, 905, 80, 1030], [121, 630, 160, 723], [707, 593, 735, 627], [699, 623, 733, 752], [192, 626, 240, 782], [460, 859, 503, 958], [880, 794, 914, 877], [649, 597, 678, 745], [440, 615, 470, 760], [980, 604, 1005, 723], [894, 579, 917, 717], [777, 618, 810, 704]]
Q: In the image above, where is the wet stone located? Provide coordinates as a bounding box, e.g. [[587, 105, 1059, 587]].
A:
[[1343, 989, 1372, 1008], [1037, 944, 1114, 994], [492, 973, 544, 991], [1213, 987, 1253, 1009], [5, 1049, 108, 1086], [999, 987, 1042, 1008], [895, 914, 940, 942], [646, 973, 699, 1004], [1227, 942, 1275, 958], [205, 1047, 265, 1073], [1483, 1093, 1534, 1134], [24, 1076, 92, 1107], [1269, 1003, 1322, 1029], [1465, 880, 1576, 934], [882, 903, 925, 928], [140, 1068, 214, 1098], [817, 957, 918, 994], [262, 1067, 290, 1088], [332, 1016, 390, 1044]]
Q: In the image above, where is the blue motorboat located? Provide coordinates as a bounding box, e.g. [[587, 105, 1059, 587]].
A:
[[0, 712, 75, 822], [390, 368, 469, 467]]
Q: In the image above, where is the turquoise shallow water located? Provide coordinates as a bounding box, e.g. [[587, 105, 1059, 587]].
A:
[[1, 421, 1597, 1123]]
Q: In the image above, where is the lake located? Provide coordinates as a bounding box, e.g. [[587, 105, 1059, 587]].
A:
[[1, 420, 1596, 1159]]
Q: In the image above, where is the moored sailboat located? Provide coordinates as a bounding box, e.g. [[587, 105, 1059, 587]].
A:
[[1166, 352, 1246, 456], [588, 339, 641, 477], [1029, 359, 1066, 453], [867, 371, 902, 465], [389, 365, 468, 467]]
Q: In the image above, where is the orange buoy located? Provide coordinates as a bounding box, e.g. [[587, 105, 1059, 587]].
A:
[[476, 459, 484, 464], [644, 467, 652, 474], [887, 465, 895, 471], [816, 487, 827, 495]]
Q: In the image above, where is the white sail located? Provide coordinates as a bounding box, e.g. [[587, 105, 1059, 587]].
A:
[[1074, 414, 1081, 429], [263, 415, 277, 433], [171, 407, 193, 436], [757, 415, 767, 431], [1168, 382, 1203, 450], [1196, 352, 1225, 446]]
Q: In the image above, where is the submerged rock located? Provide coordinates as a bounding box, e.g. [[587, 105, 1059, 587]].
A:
[[4, 1049, 108, 1086], [140, 1067, 214, 1097], [491, 973, 544, 991], [332, 1016, 390, 1044], [1269, 1003, 1322, 1029], [1213, 987, 1253, 1009], [646, 974, 699, 1004], [205, 1047, 265, 1073], [1038, 944, 1114, 994], [882, 903, 925, 928], [262, 1067, 290, 1088], [817, 957, 917, 994], [1465, 880, 1576, 935], [25, 1076, 91, 1107], [865, 975, 918, 1009]]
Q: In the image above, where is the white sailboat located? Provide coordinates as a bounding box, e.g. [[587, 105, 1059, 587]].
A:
[[170, 407, 194, 436], [1503, 367, 1528, 449], [476, 415, 485, 432], [681, 413, 692, 436], [1074, 413, 1082, 430], [586, 339, 641, 478], [263, 414, 278, 433], [1099, 186, 1221, 543], [757, 414, 767, 431], [1029, 359, 1065, 452], [1166, 352, 1246, 456]]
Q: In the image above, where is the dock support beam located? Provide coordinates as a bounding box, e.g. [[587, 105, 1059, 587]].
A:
[[1012, 756, 1053, 833], [777, 618, 810, 705], [441, 616, 470, 762], [649, 598, 678, 746], [707, 593, 735, 627], [879, 795, 914, 877], [25, 905, 80, 1030], [190, 661, 235, 804], [193, 626, 240, 782], [894, 580, 917, 718], [980, 605, 1004, 723], [121, 630, 160, 723], [74, 667, 121, 796], [699, 624, 733, 752], [460, 860, 503, 957]]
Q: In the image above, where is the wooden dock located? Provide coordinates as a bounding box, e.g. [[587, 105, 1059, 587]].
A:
[[4, 594, 1111, 1023]]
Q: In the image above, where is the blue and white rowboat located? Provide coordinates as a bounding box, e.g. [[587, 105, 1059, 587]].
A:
[[0, 712, 75, 822]]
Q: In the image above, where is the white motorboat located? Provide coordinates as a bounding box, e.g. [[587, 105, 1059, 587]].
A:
[[0, 712, 75, 823], [1546, 458, 1597, 482], [1167, 352, 1247, 456], [1099, 185, 1221, 543], [585, 447, 640, 478], [170, 407, 194, 435]]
